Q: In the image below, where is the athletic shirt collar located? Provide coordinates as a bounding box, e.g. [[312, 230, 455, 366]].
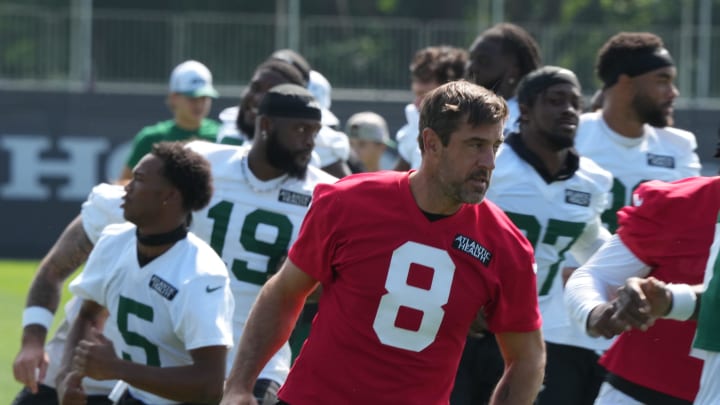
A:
[[505, 132, 580, 184]]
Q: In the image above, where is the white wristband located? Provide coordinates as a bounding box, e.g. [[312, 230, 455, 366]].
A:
[[22, 306, 54, 330], [664, 283, 697, 321]]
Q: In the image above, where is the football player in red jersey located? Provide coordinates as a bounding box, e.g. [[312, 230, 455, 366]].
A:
[[220, 80, 545, 405]]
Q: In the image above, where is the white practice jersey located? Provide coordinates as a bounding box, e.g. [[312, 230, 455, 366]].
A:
[[216, 106, 250, 146], [70, 223, 234, 405], [504, 97, 520, 135], [314, 125, 350, 167], [77, 142, 336, 384], [184, 141, 336, 382], [486, 145, 614, 350], [396, 103, 422, 169], [575, 111, 701, 232]]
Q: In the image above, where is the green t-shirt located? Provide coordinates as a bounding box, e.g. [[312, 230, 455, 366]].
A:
[[125, 118, 220, 168]]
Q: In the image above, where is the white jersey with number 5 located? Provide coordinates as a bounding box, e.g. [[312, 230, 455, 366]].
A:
[[78, 141, 336, 385], [575, 111, 701, 233], [486, 144, 613, 350], [70, 223, 234, 405]]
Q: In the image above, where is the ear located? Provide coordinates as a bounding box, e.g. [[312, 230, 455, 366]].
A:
[[420, 127, 441, 155], [258, 116, 272, 136]]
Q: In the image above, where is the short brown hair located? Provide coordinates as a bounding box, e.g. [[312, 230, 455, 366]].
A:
[[410, 46, 468, 84], [418, 80, 507, 153]]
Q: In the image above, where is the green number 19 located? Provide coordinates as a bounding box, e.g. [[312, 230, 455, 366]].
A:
[[208, 201, 293, 286]]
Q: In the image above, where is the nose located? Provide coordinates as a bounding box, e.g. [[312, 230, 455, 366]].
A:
[[670, 83, 679, 99], [476, 147, 496, 171]]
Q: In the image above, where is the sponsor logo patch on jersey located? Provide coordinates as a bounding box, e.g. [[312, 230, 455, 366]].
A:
[[647, 153, 675, 168], [278, 189, 312, 207], [565, 189, 591, 207], [453, 234, 492, 266], [149, 275, 178, 301]]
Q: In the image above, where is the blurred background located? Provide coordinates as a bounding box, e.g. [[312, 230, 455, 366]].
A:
[[1, 0, 720, 258]]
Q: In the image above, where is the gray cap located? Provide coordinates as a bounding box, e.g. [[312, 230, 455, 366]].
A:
[[346, 112, 393, 146]]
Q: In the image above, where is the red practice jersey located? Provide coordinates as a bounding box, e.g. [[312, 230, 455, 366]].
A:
[[279, 171, 541, 405], [601, 176, 720, 401]]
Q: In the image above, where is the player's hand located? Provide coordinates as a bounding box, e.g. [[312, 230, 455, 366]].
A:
[[614, 276, 670, 331], [219, 391, 259, 405], [13, 334, 49, 393], [586, 301, 628, 339], [57, 370, 86, 405], [72, 328, 119, 380]]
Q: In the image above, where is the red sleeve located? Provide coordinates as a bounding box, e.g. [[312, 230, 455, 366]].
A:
[[617, 179, 692, 265], [484, 209, 542, 333], [287, 182, 339, 285]]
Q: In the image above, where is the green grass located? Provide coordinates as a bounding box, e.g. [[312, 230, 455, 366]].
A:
[[0, 260, 73, 404]]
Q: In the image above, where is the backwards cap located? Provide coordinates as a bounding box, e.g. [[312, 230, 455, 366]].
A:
[[258, 83, 322, 121], [517, 66, 581, 105]]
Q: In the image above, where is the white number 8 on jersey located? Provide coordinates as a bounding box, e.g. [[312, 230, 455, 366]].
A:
[[373, 241, 456, 352]]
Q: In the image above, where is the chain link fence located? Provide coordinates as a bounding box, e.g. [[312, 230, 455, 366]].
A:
[[1, 5, 719, 102]]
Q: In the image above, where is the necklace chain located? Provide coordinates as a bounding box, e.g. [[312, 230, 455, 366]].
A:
[[240, 154, 289, 193]]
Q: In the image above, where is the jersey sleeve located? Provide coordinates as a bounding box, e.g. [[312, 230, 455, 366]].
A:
[[314, 127, 350, 166], [81, 183, 126, 244], [172, 271, 235, 350], [617, 180, 688, 265], [287, 182, 338, 285], [669, 129, 702, 178], [484, 218, 542, 333]]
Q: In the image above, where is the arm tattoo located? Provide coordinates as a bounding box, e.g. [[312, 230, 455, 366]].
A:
[[26, 215, 93, 310]]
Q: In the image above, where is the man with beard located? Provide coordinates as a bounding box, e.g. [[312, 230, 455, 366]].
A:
[[220, 80, 545, 405], [450, 23, 541, 405], [12, 84, 335, 405], [217, 59, 307, 146], [466, 23, 542, 135], [486, 66, 613, 405], [575, 32, 701, 233], [219, 51, 353, 179]]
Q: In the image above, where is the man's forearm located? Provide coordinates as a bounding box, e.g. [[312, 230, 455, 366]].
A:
[[224, 276, 307, 395], [490, 354, 545, 405]]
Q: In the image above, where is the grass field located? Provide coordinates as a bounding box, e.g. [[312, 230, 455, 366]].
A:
[[1, 260, 73, 404]]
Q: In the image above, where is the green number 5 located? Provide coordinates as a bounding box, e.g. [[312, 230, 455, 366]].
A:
[[117, 295, 160, 366]]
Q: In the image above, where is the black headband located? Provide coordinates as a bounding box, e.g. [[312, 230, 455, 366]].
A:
[[258, 83, 321, 121], [517, 66, 581, 105], [602, 47, 675, 88]]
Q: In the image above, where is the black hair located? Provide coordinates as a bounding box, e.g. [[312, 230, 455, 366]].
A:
[[256, 59, 308, 88], [596, 32, 666, 86], [470, 23, 542, 78], [151, 142, 213, 212], [271, 49, 312, 83]]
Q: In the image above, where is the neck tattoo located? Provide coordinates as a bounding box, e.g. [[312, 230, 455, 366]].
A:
[[240, 154, 289, 193]]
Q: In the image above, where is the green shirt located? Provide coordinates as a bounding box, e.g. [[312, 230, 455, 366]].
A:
[[125, 119, 219, 168]]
